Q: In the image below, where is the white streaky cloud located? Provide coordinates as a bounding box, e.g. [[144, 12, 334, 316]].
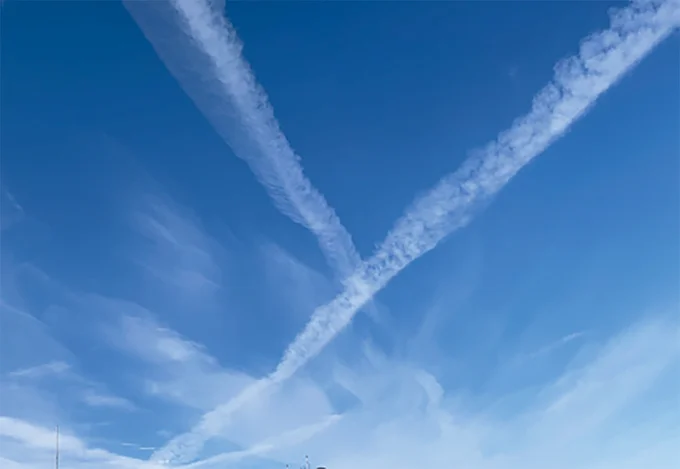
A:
[[152, 1, 679, 464], [520, 330, 587, 361], [7, 362, 136, 411], [81, 389, 136, 411], [185, 315, 680, 469], [6, 361, 137, 412], [0, 417, 168, 469], [116, 314, 215, 366], [0, 299, 73, 374], [0, 296, 137, 419], [105, 309, 254, 411], [0, 417, 85, 454], [105, 303, 336, 441], [259, 241, 337, 321], [7, 361, 70, 379], [0, 457, 25, 469], [0, 189, 24, 231], [121, 443, 158, 452], [123, 0, 362, 283], [134, 196, 222, 296], [1, 316, 676, 469], [186, 414, 342, 469]]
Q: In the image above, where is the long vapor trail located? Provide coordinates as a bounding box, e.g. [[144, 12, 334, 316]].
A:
[[124, 0, 362, 282], [152, 0, 679, 465]]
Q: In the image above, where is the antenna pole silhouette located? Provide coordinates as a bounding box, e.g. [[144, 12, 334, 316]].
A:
[[55, 425, 60, 469]]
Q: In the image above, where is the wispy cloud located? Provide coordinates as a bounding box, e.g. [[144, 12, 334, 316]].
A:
[[124, 0, 363, 285], [0, 416, 166, 469], [524, 330, 587, 360], [5, 359, 136, 413], [133, 195, 222, 297], [186, 414, 342, 469], [1, 285, 136, 417], [259, 317, 679, 468], [81, 389, 136, 411], [7, 361, 70, 379], [0, 412, 338, 469], [0, 189, 24, 231], [140, 315, 677, 469], [151, 0, 679, 463], [121, 442, 157, 452], [105, 309, 254, 411], [259, 241, 336, 320], [1, 287, 676, 468]]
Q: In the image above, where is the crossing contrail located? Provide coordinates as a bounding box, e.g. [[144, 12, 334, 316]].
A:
[[149, 0, 679, 465]]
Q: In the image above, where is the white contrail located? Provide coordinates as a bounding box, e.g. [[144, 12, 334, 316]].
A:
[[124, 0, 362, 281], [153, 0, 679, 465]]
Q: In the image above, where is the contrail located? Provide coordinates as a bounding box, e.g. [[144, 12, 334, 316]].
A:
[[152, 0, 679, 465], [124, 0, 362, 282]]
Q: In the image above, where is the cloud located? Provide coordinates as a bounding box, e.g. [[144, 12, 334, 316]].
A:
[[103, 309, 253, 412], [133, 194, 223, 298], [204, 316, 679, 469], [105, 308, 336, 441], [121, 442, 157, 452], [524, 330, 587, 359], [186, 414, 342, 469], [0, 413, 339, 469], [124, 0, 363, 286], [1, 281, 676, 469], [1, 288, 136, 418], [4, 357, 136, 413], [0, 416, 167, 469], [7, 361, 71, 379], [151, 0, 679, 463], [81, 389, 136, 411], [258, 242, 336, 320], [0, 189, 24, 231], [1, 269, 332, 466]]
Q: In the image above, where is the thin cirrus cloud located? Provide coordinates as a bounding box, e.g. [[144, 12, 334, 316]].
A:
[[0, 416, 166, 469], [133, 195, 222, 296], [81, 389, 136, 411], [7, 361, 70, 379], [2, 314, 676, 469], [123, 0, 364, 286], [0, 252, 339, 467], [0, 189, 24, 232], [106, 308, 255, 411], [96, 298, 343, 459], [150, 0, 680, 463], [5, 358, 136, 412], [262, 317, 678, 469]]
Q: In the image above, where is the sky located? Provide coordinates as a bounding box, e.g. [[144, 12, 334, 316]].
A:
[[1, 0, 679, 468]]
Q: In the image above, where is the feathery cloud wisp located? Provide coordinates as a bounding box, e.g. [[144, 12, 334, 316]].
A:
[[2, 313, 677, 468], [7, 361, 70, 379], [151, 1, 679, 463], [124, 0, 362, 283], [5, 358, 137, 413], [0, 416, 167, 469], [133, 195, 222, 297], [185, 414, 342, 469], [1, 189, 25, 231], [81, 389, 136, 411]]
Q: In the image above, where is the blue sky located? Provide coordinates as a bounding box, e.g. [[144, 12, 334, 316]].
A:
[[1, 0, 679, 468]]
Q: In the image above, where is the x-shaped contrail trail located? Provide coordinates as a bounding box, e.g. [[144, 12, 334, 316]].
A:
[[126, 0, 679, 465]]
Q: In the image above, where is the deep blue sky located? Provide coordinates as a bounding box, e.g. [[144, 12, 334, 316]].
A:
[[1, 1, 678, 468]]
